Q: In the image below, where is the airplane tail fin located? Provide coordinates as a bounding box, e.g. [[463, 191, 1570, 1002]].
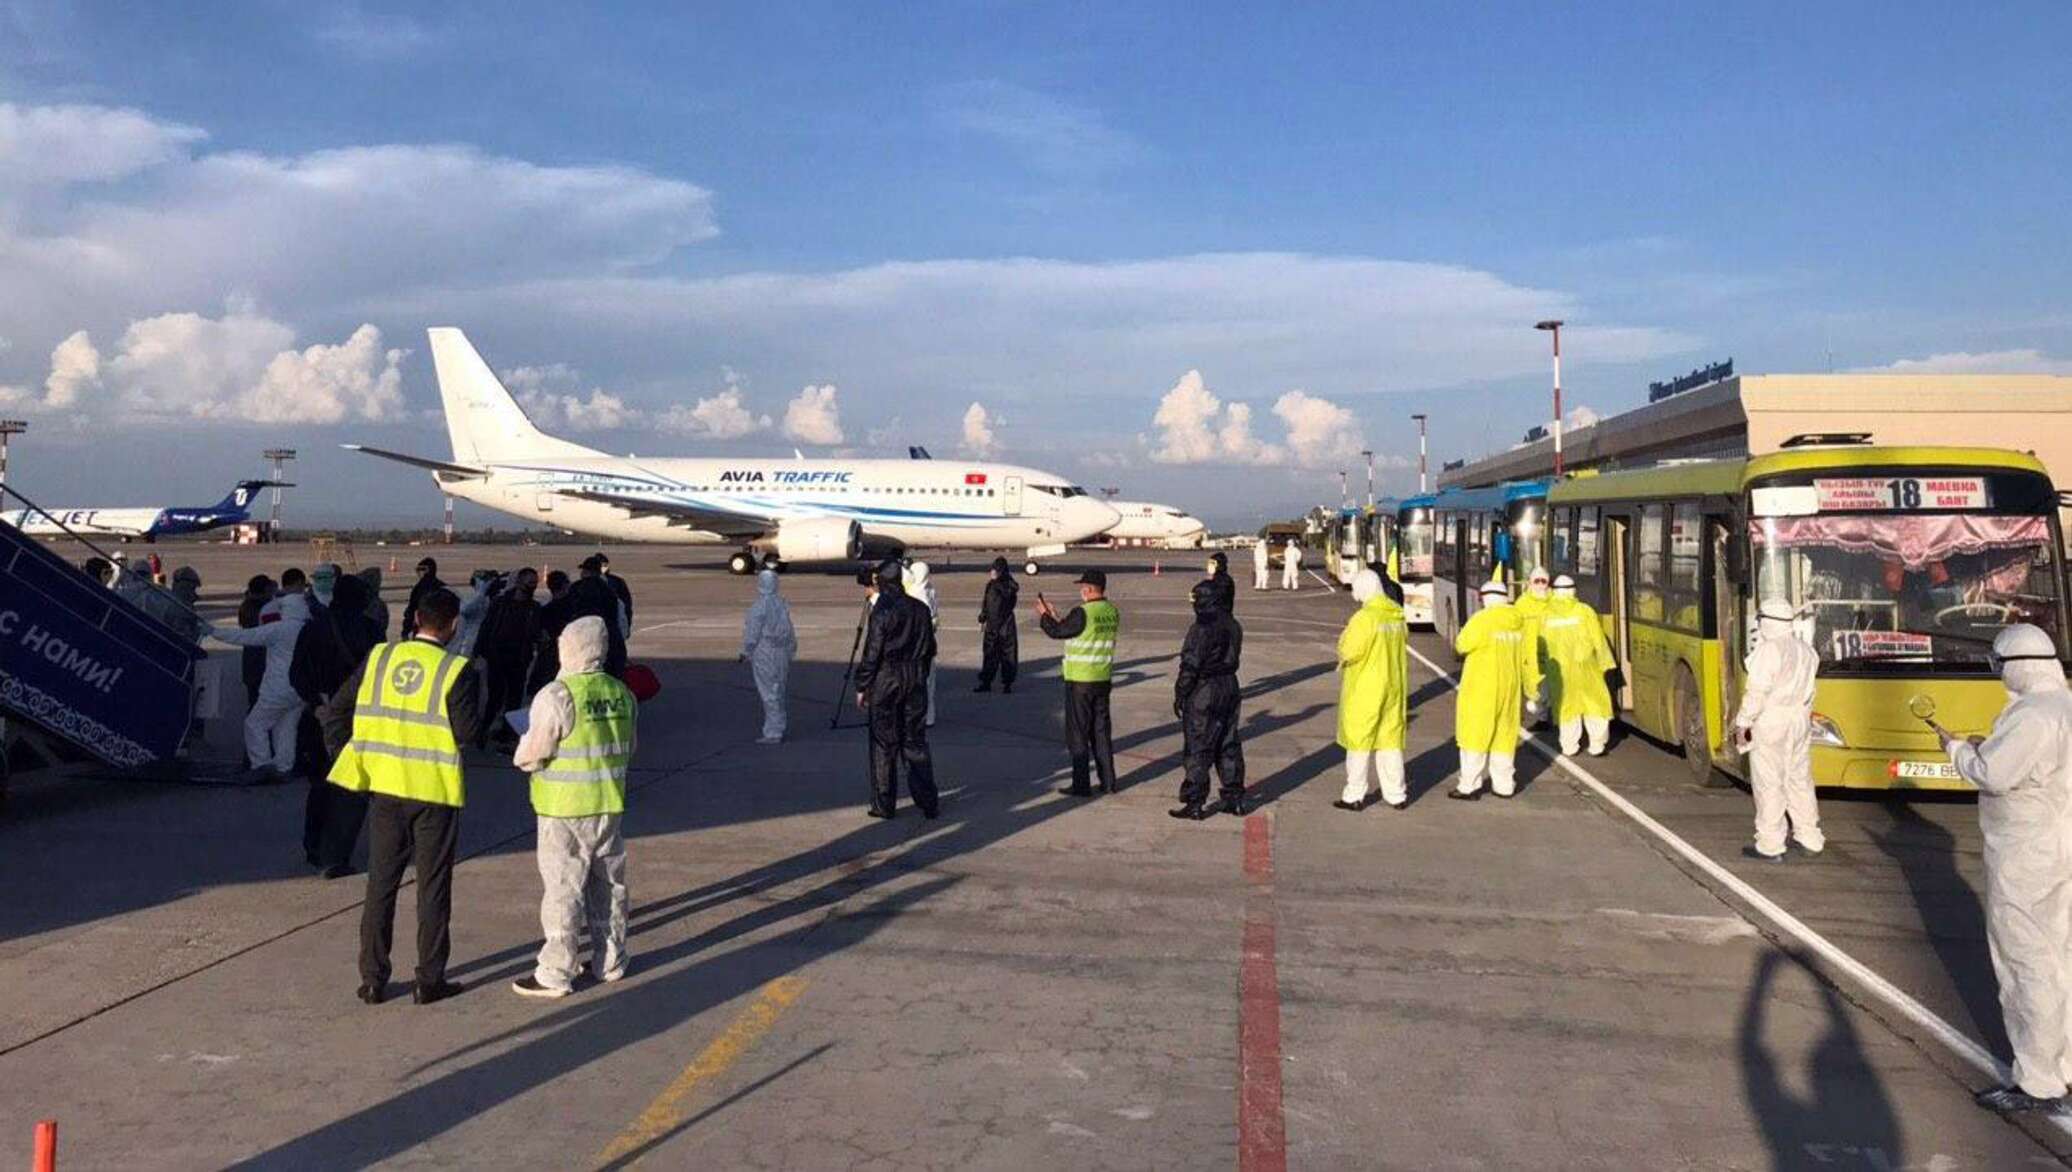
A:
[[217, 480, 285, 514], [426, 327, 602, 465]]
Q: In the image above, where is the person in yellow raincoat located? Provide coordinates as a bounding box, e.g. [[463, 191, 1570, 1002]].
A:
[[1333, 568, 1409, 811], [1540, 574, 1616, 756], [1514, 567, 1554, 727], [1452, 579, 1538, 800]]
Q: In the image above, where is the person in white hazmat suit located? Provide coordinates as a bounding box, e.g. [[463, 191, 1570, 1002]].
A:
[[739, 569, 798, 744], [904, 561, 942, 727], [1732, 601, 1824, 861], [1281, 540, 1303, 591], [512, 616, 635, 998], [1940, 624, 2072, 1114], [1252, 539, 1271, 591], [210, 590, 314, 779]]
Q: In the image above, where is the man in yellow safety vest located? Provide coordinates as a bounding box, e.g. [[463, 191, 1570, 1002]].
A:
[[509, 616, 638, 998], [322, 588, 484, 1006]]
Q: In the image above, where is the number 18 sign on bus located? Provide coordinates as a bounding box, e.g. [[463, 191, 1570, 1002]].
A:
[[1814, 477, 1991, 511]]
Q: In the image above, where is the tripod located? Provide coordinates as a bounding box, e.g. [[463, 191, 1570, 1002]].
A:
[[829, 598, 873, 730]]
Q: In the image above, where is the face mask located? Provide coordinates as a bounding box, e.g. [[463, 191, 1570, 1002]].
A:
[[1205, 561, 1217, 575]]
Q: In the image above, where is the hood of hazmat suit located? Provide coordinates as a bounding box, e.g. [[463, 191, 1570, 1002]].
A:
[[1454, 582, 1532, 753], [1540, 594, 1616, 722], [559, 615, 611, 678], [1946, 623, 2072, 1098], [1338, 570, 1409, 752], [1734, 602, 1818, 732], [904, 560, 940, 619]]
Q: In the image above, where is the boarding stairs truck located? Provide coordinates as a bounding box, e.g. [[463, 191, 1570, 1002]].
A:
[[0, 485, 204, 792]]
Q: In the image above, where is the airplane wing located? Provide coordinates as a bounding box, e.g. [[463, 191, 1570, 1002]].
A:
[[554, 489, 772, 539], [340, 444, 488, 479]]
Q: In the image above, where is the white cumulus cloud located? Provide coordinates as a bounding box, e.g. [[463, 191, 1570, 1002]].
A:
[[1150, 370, 1289, 465], [656, 386, 771, 439], [960, 401, 998, 458], [0, 102, 204, 187], [1271, 390, 1363, 467], [35, 308, 405, 424], [783, 384, 844, 445], [503, 364, 639, 432]]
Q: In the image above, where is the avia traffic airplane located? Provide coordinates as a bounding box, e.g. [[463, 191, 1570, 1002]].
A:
[[1100, 500, 1208, 549], [346, 328, 1121, 574], [3, 479, 287, 542]]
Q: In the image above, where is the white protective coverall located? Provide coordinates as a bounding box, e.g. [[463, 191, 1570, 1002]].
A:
[[1253, 540, 1271, 590], [1282, 541, 1303, 590], [514, 617, 632, 990], [1733, 603, 1823, 856], [1947, 624, 2072, 1100], [211, 590, 313, 773], [905, 561, 941, 726], [448, 574, 497, 659], [741, 569, 798, 742]]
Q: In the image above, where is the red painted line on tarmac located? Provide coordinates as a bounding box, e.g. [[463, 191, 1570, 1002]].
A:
[[1238, 812, 1286, 1172]]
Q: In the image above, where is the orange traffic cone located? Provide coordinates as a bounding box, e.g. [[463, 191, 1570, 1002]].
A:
[[33, 1120, 55, 1172]]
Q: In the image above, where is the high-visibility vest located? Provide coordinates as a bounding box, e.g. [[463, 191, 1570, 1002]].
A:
[[531, 671, 636, 817], [1061, 599, 1119, 683], [328, 639, 468, 807]]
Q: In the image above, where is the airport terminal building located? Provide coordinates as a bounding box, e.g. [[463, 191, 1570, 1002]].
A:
[[1441, 368, 2072, 515]]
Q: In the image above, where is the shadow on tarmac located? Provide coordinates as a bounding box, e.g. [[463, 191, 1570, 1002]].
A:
[[1738, 949, 1902, 1171], [1867, 803, 2009, 1059]]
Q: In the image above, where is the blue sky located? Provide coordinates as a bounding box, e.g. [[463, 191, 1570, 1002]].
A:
[[2, 1, 2069, 528]]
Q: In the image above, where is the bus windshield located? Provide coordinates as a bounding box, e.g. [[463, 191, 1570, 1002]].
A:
[[1753, 511, 2063, 669], [1399, 510, 1434, 580]]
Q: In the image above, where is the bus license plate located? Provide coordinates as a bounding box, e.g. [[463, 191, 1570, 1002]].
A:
[[1893, 760, 1960, 781]]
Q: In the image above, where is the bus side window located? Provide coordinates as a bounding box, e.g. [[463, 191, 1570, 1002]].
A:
[[1635, 503, 1667, 622], [1574, 507, 1602, 604], [1434, 511, 1456, 577], [1667, 501, 1703, 632], [1550, 506, 1574, 573]]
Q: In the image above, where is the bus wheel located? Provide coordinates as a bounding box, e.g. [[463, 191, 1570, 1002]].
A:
[[1675, 669, 1728, 788]]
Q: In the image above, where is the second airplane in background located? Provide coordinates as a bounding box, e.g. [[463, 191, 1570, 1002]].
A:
[[1099, 500, 1208, 549], [348, 329, 1120, 574]]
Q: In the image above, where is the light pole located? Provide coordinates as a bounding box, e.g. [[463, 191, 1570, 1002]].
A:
[[443, 494, 455, 545], [1410, 413, 1428, 493], [0, 419, 26, 489], [1535, 320, 1564, 476], [263, 448, 296, 542], [1360, 449, 1374, 510], [1337, 470, 1349, 507]]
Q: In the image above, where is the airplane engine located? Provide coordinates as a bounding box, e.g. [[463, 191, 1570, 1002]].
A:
[[773, 517, 862, 564]]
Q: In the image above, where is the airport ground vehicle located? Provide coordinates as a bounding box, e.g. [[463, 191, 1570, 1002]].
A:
[[1543, 444, 2067, 790], [1429, 479, 1554, 642], [1396, 495, 1435, 625]]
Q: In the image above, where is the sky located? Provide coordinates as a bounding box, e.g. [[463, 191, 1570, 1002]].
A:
[[2, 1, 2069, 530]]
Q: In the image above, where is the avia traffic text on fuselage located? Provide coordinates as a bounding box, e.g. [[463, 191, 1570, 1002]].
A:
[[346, 328, 1120, 574]]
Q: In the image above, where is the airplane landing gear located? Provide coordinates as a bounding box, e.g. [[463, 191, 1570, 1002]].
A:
[[727, 550, 756, 576], [1024, 561, 1040, 576]]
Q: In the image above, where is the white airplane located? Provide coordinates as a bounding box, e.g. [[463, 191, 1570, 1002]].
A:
[[345, 328, 1120, 575], [1100, 500, 1208, 549], [3, 479, 286, 542]]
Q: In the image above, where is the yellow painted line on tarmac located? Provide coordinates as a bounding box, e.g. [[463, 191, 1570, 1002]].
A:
[[594, 976, 808, 1166]]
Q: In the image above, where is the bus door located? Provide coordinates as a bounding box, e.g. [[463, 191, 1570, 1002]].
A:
[[1711, 518, 1745, 742], [1453, 516, 1470, 624], [1606, 515, 1634, 710]]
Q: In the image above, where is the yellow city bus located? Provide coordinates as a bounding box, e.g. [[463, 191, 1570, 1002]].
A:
[[1545, 443, 2069, 790]]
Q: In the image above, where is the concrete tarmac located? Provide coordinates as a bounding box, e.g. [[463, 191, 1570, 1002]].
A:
[[0, 545, 2062, 1168]]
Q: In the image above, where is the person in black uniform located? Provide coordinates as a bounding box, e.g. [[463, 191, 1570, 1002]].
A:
[[542, 556, 627, 677], [973, 556, 1020, 693], [1202, 551, 1237, 613], [401, 557, 444, 638], [594, 551, 635, 624], [1172, 578, 1247, 820], [854, 560, 940, 819]]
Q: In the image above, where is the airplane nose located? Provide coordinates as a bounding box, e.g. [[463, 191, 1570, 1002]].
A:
[[1072, 497, 1121, 540]]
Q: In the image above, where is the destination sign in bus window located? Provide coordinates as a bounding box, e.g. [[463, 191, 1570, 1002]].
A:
[[1813, 477, 1990, 512]]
